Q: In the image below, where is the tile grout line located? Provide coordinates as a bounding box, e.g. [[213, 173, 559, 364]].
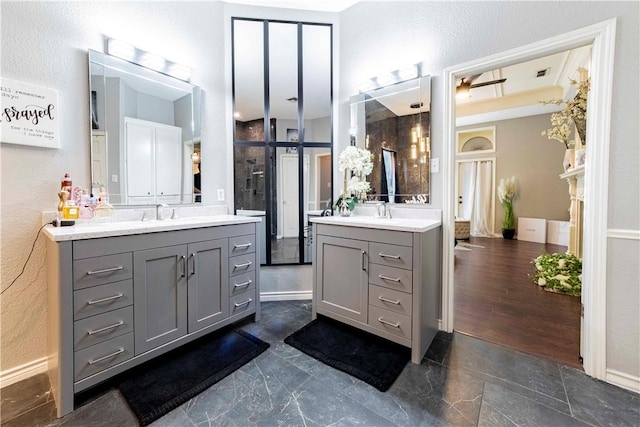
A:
[[475, 381, 487, 426]]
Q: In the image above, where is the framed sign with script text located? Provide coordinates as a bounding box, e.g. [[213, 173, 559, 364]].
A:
[[1, 77, 60, 149]]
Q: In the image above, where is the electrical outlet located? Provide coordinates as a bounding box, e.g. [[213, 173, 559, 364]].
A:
[[430, 158, 440, 173], [111, 174, 118, 183], [217, 189, 225, 201]]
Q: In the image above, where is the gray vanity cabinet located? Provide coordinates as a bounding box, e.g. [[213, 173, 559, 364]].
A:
[[187, 239, 229, 332], [46, 221, 260, 418], [133, 245, 188, 354], [315, 235, 369, 323], [312, 222, 441, 364], [135, 239, 229, 354]]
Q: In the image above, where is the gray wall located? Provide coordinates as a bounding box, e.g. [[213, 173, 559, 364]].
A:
[[457, 114, 570, 233]]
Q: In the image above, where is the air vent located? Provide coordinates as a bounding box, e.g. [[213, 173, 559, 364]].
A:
[[410, 102, 423, 109], [536, 68, 549, 78]]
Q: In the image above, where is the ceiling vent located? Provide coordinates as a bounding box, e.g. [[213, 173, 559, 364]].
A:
[[536, 68, 549, 78]]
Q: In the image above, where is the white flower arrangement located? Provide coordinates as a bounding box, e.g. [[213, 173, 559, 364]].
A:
[[530, 253, 582, 296], [541, 77, 590, 148], [335, 146, 373, 211]]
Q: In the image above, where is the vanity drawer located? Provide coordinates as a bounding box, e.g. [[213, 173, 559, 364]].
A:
[[74, 280, 133, 320], [229, 271, 256, 297], [369, 285, 412, 317], [369, 263, 413, 293], [368, 306, 412, 340], [229, 253, 255, 277], [229, 234, 256, 256], [369, 242, 412, 270], [73, 253, 133, 290], [74, 332, 134, 381], [230, 290, 256, 316], [74, 306, 134, 351]]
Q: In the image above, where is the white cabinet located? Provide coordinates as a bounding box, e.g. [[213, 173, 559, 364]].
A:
[[125, 117, 182, 204]]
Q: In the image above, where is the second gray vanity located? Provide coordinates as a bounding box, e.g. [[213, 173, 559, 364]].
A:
[[44, 215, 260, 417], [310, 213, 442, 364]]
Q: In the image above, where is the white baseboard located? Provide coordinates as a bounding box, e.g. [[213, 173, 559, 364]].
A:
[[605, 368, 640, 394], [0, 357, 47, 389], [260, 291, 312, 301]]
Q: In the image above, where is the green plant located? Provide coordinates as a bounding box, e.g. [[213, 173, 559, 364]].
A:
[[530, 253, 582, 296], [333, 194, 356, 211]]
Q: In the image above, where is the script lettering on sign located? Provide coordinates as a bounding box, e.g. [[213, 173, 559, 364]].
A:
[[0, 77, 61, 149]]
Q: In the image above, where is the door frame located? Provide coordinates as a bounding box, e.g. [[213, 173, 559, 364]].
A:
[[442, 19, 616, 380], [455, 157, 496, 237]]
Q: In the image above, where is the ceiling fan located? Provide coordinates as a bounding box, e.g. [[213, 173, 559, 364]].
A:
[[456, 74, 507, 98]]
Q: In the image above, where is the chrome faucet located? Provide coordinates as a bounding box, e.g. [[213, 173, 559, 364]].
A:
[[156, 204, 168, 220], [376, 201, 387, 218]]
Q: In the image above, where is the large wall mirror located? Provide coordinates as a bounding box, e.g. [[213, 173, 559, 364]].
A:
[[350, 76, 431, 203], [88, 50, 201, 206]]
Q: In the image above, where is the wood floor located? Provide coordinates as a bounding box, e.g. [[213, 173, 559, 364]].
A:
[[454, 236, 582, 369]]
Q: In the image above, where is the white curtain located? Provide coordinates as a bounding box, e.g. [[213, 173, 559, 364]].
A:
[[468, 161, 492, 237]]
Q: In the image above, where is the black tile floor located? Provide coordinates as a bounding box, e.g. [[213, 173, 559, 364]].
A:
[[2, 300, 639, 426]]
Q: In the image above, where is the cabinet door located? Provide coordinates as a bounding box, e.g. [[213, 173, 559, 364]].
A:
[[125, 120, 155, 197], [187, 239, 229, 332], [316, 235, 368, 324], [155, 126, 182, 197], [134, 245, 188, 354]]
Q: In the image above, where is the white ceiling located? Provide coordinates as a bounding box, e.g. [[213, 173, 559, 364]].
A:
[[223, 0, 359, 12], [455, 45, 592, 122]]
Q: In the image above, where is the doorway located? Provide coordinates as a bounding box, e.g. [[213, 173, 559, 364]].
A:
[[442, 20, 616, 379]]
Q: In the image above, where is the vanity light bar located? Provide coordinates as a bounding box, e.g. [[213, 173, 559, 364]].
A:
[[106, 38, 191, 82], [358, 63, 420, 93]]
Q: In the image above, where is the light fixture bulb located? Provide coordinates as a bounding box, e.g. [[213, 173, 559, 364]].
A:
[[456, 84, 471, 99], [107, 39, 135, 61], [140, 52, 166, 72]]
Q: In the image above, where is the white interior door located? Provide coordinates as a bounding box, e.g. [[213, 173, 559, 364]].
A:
[[457, 161, 474, 219], [155, 125, 182, 201], [125, 120, 154, 198], [281, 155, 299, 238]]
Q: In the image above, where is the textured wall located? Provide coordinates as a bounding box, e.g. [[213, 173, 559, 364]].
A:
[[339, 1, 639, 380], [0, 0, 227, 372]]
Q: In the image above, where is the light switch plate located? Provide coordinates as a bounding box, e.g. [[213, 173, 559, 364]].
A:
[[430, 158, 439, 173], [217, 189, 225, 201]]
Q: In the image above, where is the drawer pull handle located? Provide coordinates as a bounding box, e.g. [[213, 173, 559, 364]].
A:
[[87, 320, 124, 335], [86, 266, 124, 275], [88, 347, 125, 365], [378, 317, 400, 328], [378, 274, 401, 282], [234, 280, 252, 288], [234, 298, 253, 308], [378, 253, 400, 260], [234, 261, 252, 269], [234, 243, 252, 249], [87, 293, 123, 305], [378, 296, 401, 305]]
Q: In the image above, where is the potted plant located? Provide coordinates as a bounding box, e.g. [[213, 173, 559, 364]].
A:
[[498, 176, 518, 239], [334, 146, 373, 216]]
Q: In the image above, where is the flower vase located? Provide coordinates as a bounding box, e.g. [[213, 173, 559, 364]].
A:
[[338, 204, 352, 217], [563, 148, 575, 172]]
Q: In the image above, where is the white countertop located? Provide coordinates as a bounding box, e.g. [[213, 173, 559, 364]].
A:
[[43, 215, 261, 242], [309, 215, 441, 233]]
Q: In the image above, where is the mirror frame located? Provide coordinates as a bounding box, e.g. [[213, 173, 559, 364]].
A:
[[88, 49, 201, 206], [350, 75, 432, 204]]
